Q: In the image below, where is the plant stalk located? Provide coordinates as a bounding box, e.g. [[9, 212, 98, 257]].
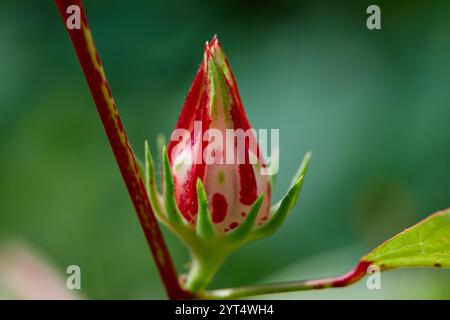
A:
[[54, 0, 189, 299], [196, 261, 371, 299]]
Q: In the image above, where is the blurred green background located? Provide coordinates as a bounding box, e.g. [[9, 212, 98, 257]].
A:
[[0, 0, 449, 299]]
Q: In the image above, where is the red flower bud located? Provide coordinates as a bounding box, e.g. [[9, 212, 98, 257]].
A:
[[144, 37, 310, 291], [168, 36, 271, 233]]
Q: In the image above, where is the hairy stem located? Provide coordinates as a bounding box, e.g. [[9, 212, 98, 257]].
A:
[[54, 0, 189, 299], [196, 261, 371, 299]]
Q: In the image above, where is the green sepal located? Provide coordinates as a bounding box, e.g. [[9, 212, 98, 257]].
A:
[[162, 145, 183, 225], [289, 151, 312, 204], [227, 194, 264, 243], [144, 140, 165, 221], [246, 151, 311, 243], [268, 150, 280, 189], [196, 179, 216, 239]]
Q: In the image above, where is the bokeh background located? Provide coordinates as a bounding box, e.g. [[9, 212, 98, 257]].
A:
[[0, 0, 449, 299]]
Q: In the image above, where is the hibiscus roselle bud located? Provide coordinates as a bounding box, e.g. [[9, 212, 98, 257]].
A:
[[168, 36, 271, 233], [144, 36, 311, 292]]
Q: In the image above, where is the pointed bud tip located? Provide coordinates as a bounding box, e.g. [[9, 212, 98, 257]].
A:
[[203, 41, 214, 64], [210, 35, 221, 48], [209, 35, 224, 55], [204, 35, 222, 58]]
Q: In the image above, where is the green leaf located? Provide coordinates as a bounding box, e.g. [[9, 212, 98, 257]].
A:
[[363, 208, 450, 269]]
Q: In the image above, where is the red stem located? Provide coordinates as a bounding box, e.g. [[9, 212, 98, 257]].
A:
[[199, 261, 373, 299], [54, 0, 189, 299]]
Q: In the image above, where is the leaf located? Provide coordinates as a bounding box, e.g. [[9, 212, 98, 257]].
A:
[[363, 208, 450, 270]]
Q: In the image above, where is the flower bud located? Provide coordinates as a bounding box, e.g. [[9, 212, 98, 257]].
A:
[[143, 36, 311, 292], [168, 36, 271, 233]]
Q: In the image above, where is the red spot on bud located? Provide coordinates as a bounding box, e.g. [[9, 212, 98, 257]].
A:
[[229, 222, 239, 230], [211, 192, 228, 223], [238, 164, 257, 205]]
